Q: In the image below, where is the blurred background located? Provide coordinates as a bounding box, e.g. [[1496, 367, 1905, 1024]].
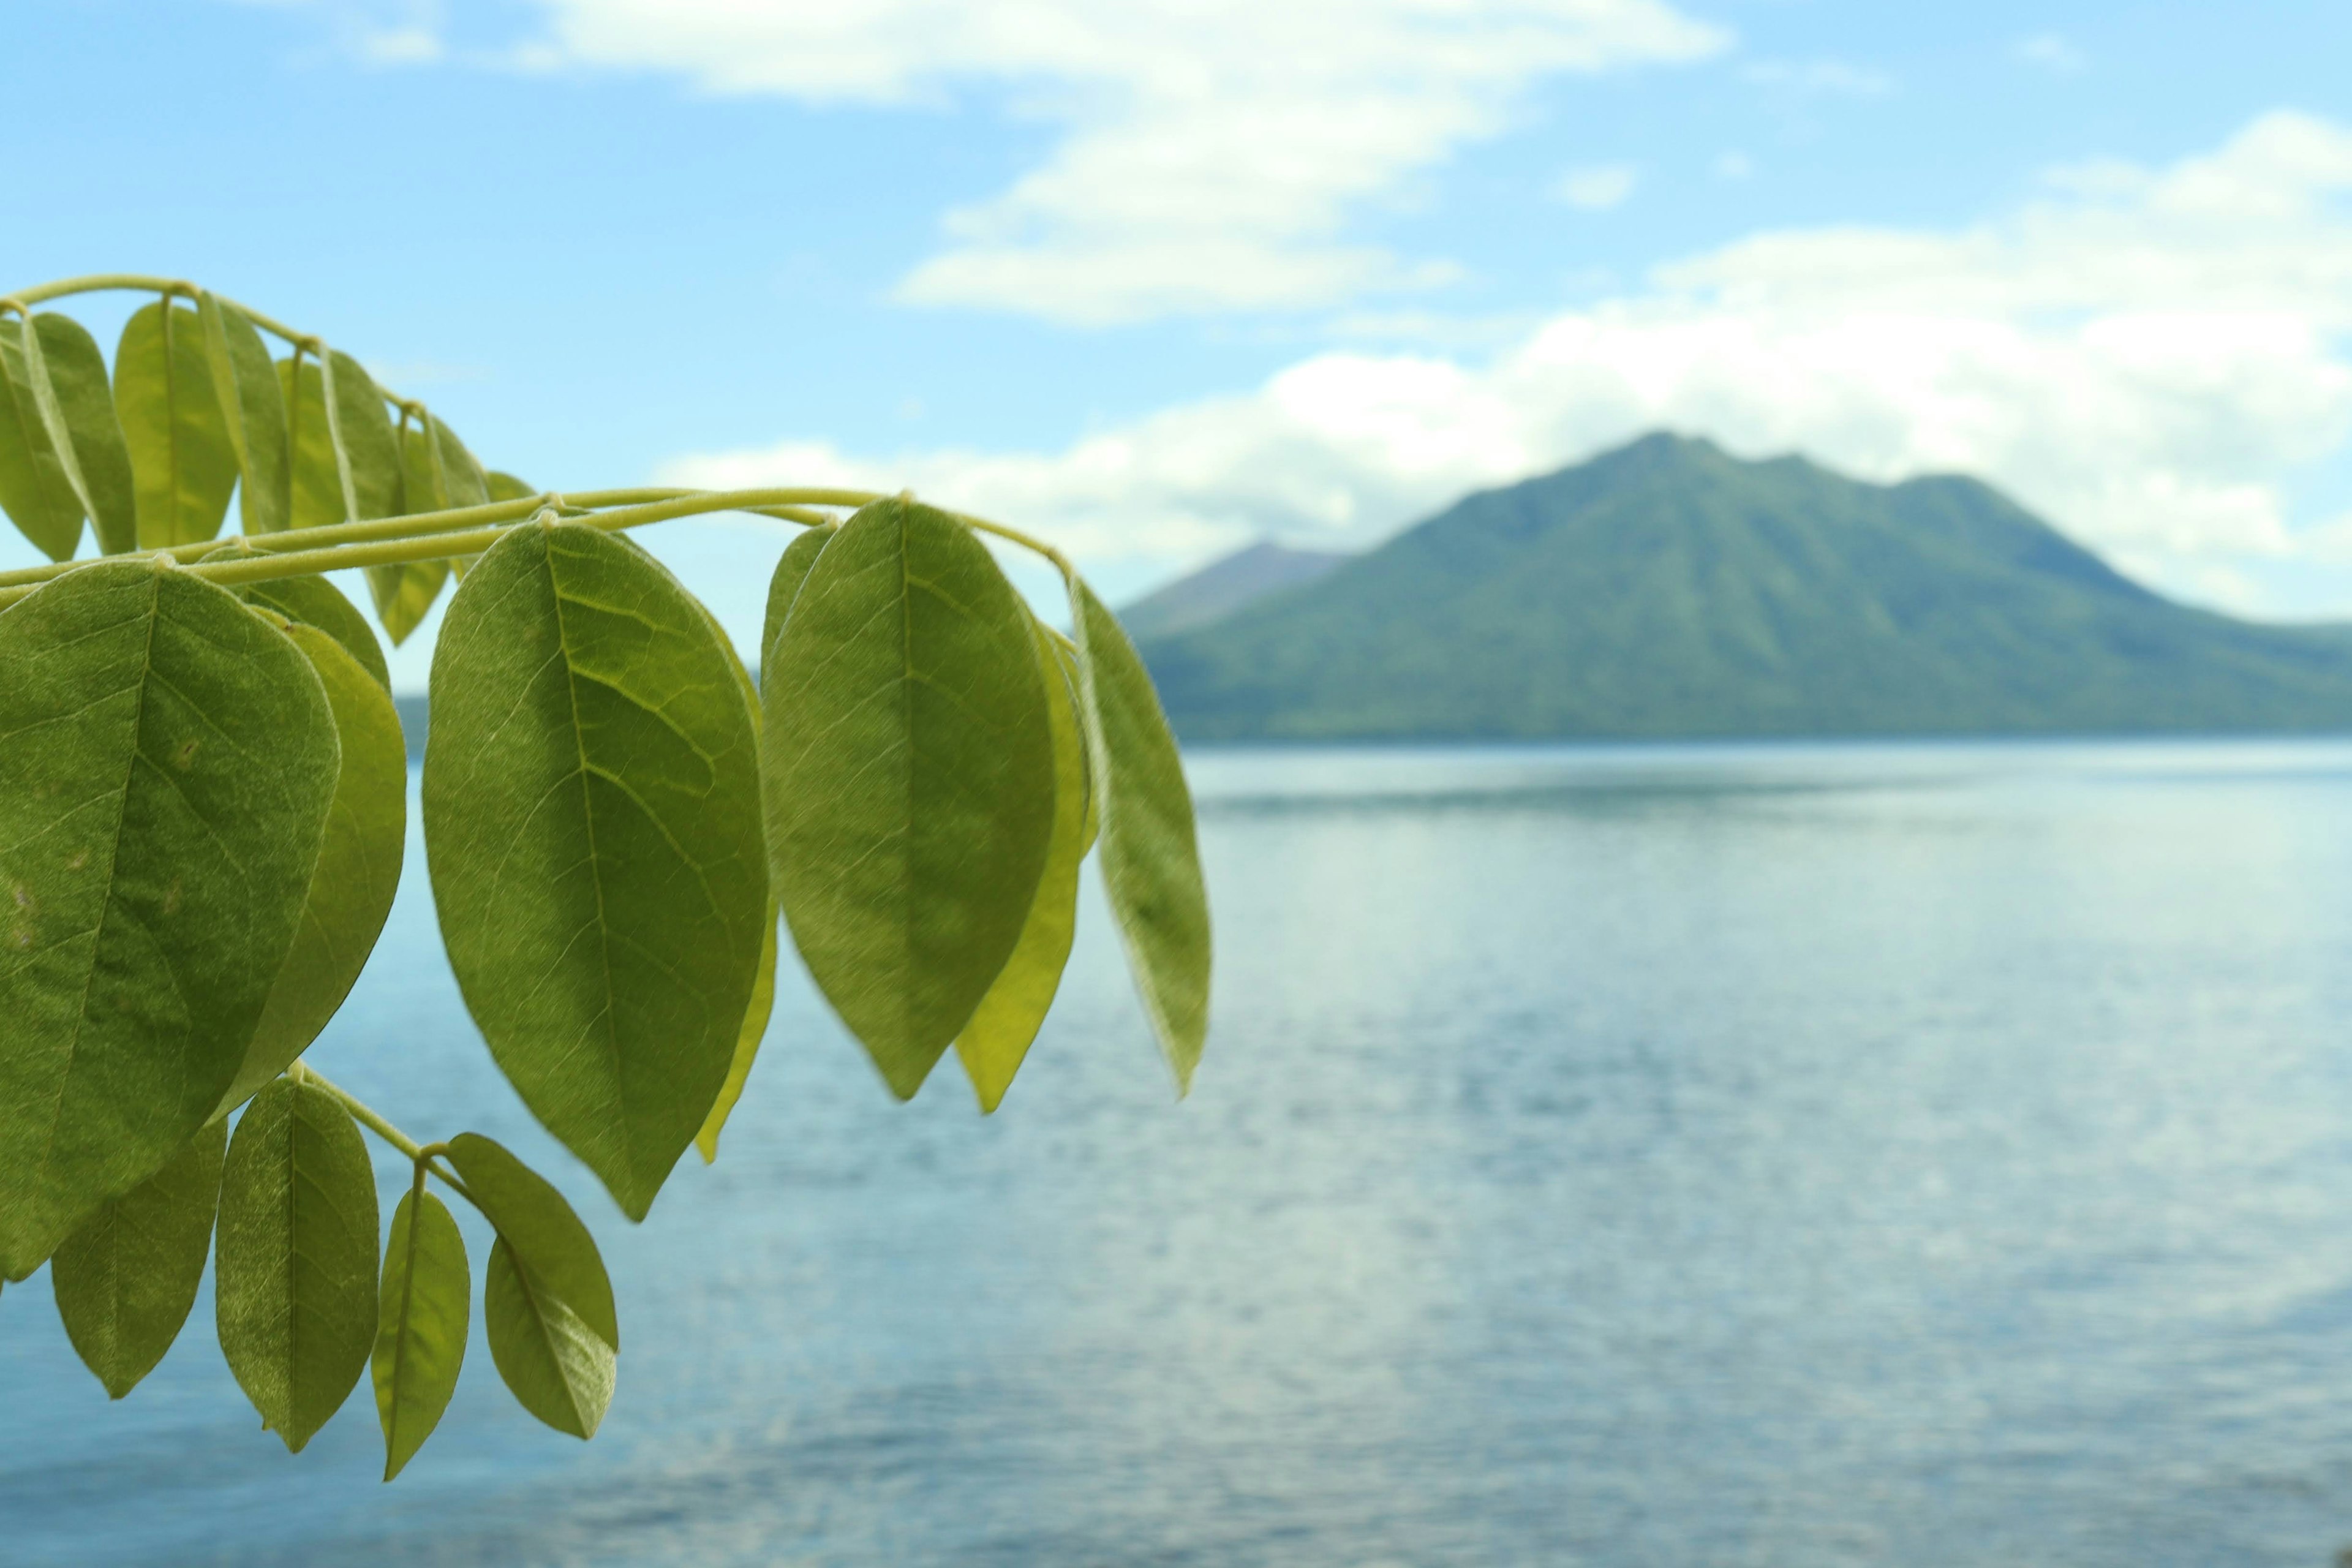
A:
[[14, 5, 2352, 1566]]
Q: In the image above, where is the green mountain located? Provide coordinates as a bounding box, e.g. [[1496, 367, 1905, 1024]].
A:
[[1118, 541, 1348, 639], [1137, 433, 2352, 741]]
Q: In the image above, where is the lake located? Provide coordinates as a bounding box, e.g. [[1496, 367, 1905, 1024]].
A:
[[10, 739, 2352, 1566]]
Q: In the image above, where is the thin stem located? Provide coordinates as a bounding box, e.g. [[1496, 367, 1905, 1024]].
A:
[[292, 1064, 478, 1205], [955, 511, 1072, 572], [294, 1061, 423, 1159], [7, 273, 305, 346], [0, 487, 886, 598]]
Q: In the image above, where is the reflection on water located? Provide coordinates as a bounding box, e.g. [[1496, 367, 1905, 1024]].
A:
[[12, 739, 2352, 1566]]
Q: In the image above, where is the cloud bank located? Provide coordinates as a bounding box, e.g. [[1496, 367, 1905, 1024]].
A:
[[665, 112, 2352, 617]]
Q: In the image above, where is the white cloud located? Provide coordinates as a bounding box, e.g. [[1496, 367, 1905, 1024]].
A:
[[2017, 33, 2086, 74], [1555, 164, 1640, 210], [664, 112, 2352, 619], [497, 0, 1728, 323], [1714, 150, 1754, 181], [358, 23, 442, 63], [1740, 59, 1895, 97]]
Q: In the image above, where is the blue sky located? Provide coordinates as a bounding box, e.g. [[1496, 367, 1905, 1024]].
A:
[[9, 1, 2352, 684]]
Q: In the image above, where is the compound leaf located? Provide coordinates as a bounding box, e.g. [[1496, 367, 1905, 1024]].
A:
[[372, 1188, 468, 1481], [1066, 575, 1212, 1090], [115, 302, 238, 548], [197, 293, 290, 536], [211, 619, 406, 1119], [0, 560, 339, 1279], [424, 526, 767, 1219], [50, 1119, 227, 1398], [445, 1133, 616, 1439], [954, 616, 1091, 1112], [216, 1077, 380, 1452], [765, 499, 1056, 1098]]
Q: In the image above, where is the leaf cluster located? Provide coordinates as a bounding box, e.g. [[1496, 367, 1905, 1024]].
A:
[[0, 278, 1210, 1478]]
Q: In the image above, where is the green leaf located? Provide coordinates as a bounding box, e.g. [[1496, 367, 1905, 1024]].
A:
[[14, 313, 139, 556], [696, 908, 777, 1162], [692, 586, 777, 1164], [953, 616, 1093, 1112], [279, 349, 401, 531], [210, 619, 407, 1120], [115, 301, 238, 548], [0, 560, 339, 1280], [205, 547, 391, 692], [1047, 629, 1101, 854], [372, 1188, 468, 1481], [216, 1077, 380, 1452], [764, 499, 1057, 1098], [197, 293, 291, 537], [445, 1133, 617, 1439], [484, 1237, 615, 1440], [424, 526, 767, 1218], [0, 317, 84, 561], [760, 522, 834, 673], [364, 410, 494, 644], [484, 470, 535, 503], [50, 1120, 227, 1398], [1066, 575, 1212, 1089]]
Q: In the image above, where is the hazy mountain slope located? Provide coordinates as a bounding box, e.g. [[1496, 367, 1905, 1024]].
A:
[[1139, 434, 2352, 741], [1118, 541, 1349, 640]]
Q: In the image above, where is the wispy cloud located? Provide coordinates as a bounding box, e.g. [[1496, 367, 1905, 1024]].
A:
[[1740, 58, 1895, 97], [276, 0, 1730, 325], [2017, 33, 2086, 74], [665, 113, 2352, 618], [1555, 165, 1640, 211]]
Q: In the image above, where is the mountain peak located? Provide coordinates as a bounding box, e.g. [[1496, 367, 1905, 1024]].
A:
[[1137, 435, 2352, 741], [1118, 539, 1349, 641]]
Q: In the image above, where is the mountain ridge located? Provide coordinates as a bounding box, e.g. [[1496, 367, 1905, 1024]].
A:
[[1136, 433, 2352, 741]]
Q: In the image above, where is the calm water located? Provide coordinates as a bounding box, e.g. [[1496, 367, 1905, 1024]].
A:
[[11, 740, 2352, 1566]]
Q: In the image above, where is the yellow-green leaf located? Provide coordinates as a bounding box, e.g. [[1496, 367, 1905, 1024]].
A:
[[485, 1237, 614, 1440], [280, 349, 400, 531], [20, 313, 139, 556], [696, 909, 777, 1162], [1066, 575, 1212, 1090], [115, 302, 238, 548], [210, 619, 406, 1120], [0, 317, 84, 560], [424, 527, 768, 1218], [216, 1077, 380, 1452], [694, 594, 777, 1164], [197, 292, 290, 536], [372, 1188, 468, 1481], [445, 1134, 617, 1439], [765, 499, 1057, 1098], [954, 616, 1093, 1112], [0, 560, 339, 1279], [50, 1120, 227, 1399]]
